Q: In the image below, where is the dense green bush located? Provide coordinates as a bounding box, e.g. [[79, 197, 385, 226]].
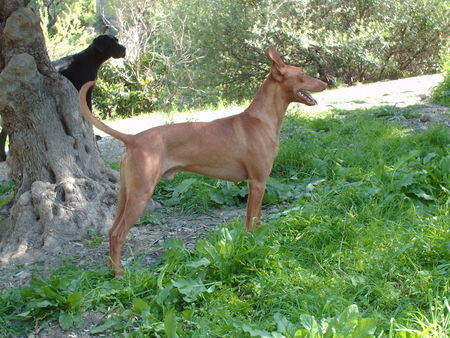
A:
[[93, 56, 164, 119], [121, 0, 449, 112], [431, 50, 450, 106], [33, 0, 95, 59], [170, 0, 449, 102], [38, 0, 449, 116]]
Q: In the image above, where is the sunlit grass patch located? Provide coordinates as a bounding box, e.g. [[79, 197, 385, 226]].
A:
[[1, 104, 448, 336], [0, 180, 14, 207]]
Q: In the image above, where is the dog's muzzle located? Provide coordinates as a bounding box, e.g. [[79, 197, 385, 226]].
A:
[[114, 46, 126, 58]]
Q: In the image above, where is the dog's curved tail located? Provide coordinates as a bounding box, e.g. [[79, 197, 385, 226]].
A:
[[79, 81, 133, 145]]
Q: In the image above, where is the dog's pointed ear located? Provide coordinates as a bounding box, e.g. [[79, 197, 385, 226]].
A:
[[265, 46, 286, 81]]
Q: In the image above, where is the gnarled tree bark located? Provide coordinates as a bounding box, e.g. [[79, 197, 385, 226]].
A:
[[0, 0, 118, 263]]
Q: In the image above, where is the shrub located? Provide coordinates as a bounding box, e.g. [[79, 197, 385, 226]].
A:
[[151, 0, 449, 103], [431, 48, 450, 106], [36, 0, 450, 113], [33, 0, 95, 60], [93, 57, 163, 119]]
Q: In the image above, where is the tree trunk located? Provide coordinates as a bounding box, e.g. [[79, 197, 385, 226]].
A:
[[96, 0, 119, 34], [0, 0, 118, 263]]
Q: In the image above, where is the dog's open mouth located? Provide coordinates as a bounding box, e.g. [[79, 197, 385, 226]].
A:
[[297, 90, 317, 106]]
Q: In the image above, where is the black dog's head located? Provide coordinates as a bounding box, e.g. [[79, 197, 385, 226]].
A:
[[92, 35, 126, 59]]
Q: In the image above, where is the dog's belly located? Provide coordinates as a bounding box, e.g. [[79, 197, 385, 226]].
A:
[[161, 161, 248, 182], [186, 164, 248, 182]]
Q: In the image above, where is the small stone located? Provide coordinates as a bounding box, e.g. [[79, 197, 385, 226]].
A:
[[420, 115, 431, 123], [146, 199, 162, 211], [15, 271, 31, 279], [17, 191, 31, 206]]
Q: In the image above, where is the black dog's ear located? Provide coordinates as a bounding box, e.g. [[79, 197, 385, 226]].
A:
[[92, 36, 106, 53]]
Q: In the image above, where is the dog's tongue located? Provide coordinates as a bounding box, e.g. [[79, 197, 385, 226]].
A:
[[297, 90, 317, 105]]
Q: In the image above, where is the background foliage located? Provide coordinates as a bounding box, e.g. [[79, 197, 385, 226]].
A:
[[431, 49, 450, 106], [34, 0, 449, 117], [1, 1, 448, 335]]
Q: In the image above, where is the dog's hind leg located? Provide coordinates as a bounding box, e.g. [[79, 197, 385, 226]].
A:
[[108, 179, 127, 270], [108, 153, 160, 278], [109, 197, 150, 277]]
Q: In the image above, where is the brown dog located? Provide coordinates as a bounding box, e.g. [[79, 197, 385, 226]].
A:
[[79, 47, 327, 277]]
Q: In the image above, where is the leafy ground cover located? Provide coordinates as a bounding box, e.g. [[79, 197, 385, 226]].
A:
[[430, 55, 449, 106], [0, 105, 449, 337]]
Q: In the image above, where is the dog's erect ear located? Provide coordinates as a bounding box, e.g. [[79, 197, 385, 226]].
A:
[[266, 46, 285, 66], [265, 46, 286, 81], [92, 36, 107, 53]]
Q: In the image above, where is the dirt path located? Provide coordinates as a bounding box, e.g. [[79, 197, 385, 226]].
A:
[[0, 74, 448, 289]]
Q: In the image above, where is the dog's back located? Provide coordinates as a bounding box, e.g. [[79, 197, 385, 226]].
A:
[[53, 52, 98, 91]]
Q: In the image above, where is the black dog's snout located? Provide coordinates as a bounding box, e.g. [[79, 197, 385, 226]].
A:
[[118, 45, 126, 57], [112, 44, 126, 58]]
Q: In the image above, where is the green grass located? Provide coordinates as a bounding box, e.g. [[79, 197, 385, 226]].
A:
[[0, 181, 14, 222], [431, 74, 450, 106], [430, 53, 450, 107], [1, 105, 449, 337]]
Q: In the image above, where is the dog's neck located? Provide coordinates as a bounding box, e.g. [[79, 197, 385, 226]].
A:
[[82, 45, 111, 66], [245, 75, 291, 134]]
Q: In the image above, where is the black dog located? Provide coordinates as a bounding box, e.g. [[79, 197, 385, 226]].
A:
[[52, 34, 126, 110], [0, 35, 126, 161]]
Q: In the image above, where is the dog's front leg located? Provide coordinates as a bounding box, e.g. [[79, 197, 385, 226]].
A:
[[245, 179, 266, 231]]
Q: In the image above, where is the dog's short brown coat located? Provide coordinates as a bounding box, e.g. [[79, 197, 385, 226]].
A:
[[79, 47, 327, 277]]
